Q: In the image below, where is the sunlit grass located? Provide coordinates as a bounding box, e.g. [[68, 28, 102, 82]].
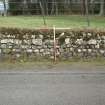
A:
[[0, 15, 105, 29]]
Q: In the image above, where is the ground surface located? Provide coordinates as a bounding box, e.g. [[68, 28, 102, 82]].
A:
[[0, 63, 105, 105], [0, 15, 105, 29]]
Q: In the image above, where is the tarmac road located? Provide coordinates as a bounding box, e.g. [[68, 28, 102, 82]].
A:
[[0, 68, 105, 105]]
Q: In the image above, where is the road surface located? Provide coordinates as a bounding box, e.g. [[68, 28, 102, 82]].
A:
[[0, 67, 105, 105]]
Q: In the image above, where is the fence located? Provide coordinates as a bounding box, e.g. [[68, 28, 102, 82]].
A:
[[1, 1, 104, 15]]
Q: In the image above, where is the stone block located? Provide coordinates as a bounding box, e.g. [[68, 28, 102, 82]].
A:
[[16, 54, 21, 58], [1, 39, 8, 44], [13, 49, 21, 53], [66, 44, 71, 48], [88, 39, 97, 45], [99, 50, 105, 54], [43, 45, 48, 49], [88, 49, 92, 53], [3, 48, 11, 54], [40, 49, 44, 53], [32, 39, 42, 46], [83, 49, 87, 52], [34, 49, 39, 53], [8, 45, 13, 49], [21, 45, 28, 49], [37, 46, 42, 49], [76, 39, 83, 45], [65, 38, 70, 44], [95, 44, 100, 49], [44, 40, 54, 46], [8, 39, 14, 44], [32, 45, 37, 50], [14, 39, 22, 45], [1, 44, 7, 49], [87, 33, 92, 37], [26, 49, 33, 53], [70, 47, 74, 52], [77, 49, 82, 53], [31, 35, 36, 39], [39, 35, 44, 39]]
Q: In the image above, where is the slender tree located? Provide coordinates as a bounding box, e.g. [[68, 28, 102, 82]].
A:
[[85, 0, 90, 26], [90, 0, 95, 14], [3, 0, 7, 16], [100, 0, 104, 16]]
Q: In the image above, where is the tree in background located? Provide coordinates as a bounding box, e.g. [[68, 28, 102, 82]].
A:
[[8, 0, 105, 16], [99, 0, 104, 15], [3, 0, 7, 16]]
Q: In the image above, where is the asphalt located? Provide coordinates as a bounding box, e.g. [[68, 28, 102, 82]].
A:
[[0, 67, 105, 105]]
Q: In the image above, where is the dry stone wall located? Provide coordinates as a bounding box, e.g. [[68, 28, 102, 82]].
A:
[[0, 28, 105, 61]]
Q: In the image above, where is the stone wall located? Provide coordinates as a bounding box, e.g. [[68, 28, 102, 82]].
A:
[[0, 28, 105, 61]]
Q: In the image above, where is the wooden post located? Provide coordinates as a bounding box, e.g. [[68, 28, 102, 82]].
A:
[[53, 26, 56, 62]]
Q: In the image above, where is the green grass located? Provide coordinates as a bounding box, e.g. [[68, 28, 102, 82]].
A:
[[0, 15, 105, 29]]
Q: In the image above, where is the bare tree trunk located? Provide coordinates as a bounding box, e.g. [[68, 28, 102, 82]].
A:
[[51, 0, 55, 15], [39, 1, 47, 25], [100, 0, 104, 16], [45, 0, 48, 15], [85, 0, 90, 27], [64, 0, 71, 14], [51, 0, 58, 15], [23, 0, 28, 15], [81, 0, 85, 15], [90, 0, 95, 15], [3, 0, 7, 16], [55, 0, 58, 15]]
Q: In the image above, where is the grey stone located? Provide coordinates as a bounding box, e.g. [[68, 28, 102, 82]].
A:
[[16, 54, 21, 58], [1, 39, 8, 44], [77, 49, 82, 53], [88, 39, 97, 45], [21, 45, 28, 49], [39, 35, 44, 39], [87, 33, 92, 36], [99, 50, 105, 54], [37, 46, 42, 49], [23, 39, 28, 44], [31, 35, 36, 39], [56, 45, 60, 49], [70, 47, 74, 52], [50, 48, 54, 53], [43, 45, 48, 49], [8, 45, 13, 49], [40, 49, 44, 53], [23, 34, 29, 39], [14, 39, 22, 45], [8, 39, 14, 44], [95, 44, 100, 49], [3, 48, 11, 54], [76, 39, 83, 45], [83, 49, 87, 52], [32, 39, 42, 45], [1, 44, 7, 49], [26, 49, 33, 53], [34, 49, 39, 53], [88, 49, 92, 53], [65, 38, 70, 44]]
